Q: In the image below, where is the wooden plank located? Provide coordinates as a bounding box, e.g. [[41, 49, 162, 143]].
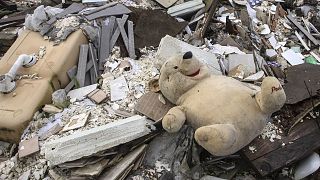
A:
[[116, 17, 129, 53], [99, 16, 116, 71], [134, 92, 174, 122], [89, 43, 99, 77], [82, 2, 117, 15], [67, 65, 78, 80], [127, 20, 136, 59], [242, 117, 319, 161], [110, 15, 128, 50], [0, 15, 25, 25], [44, 115, 154, 166], [287, 14, 320, 46], [85, 4, 131, 21], [76, 44, 89, 87], [252, 130, 320, 176], [98, 145, 147, 180]]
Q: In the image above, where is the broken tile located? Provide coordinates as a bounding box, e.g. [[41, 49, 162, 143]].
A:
[[110, 76, 129, 102], [67, 84, 98, 100], [62, 113, 90, 132], [88, 89, 108, 104], [281, 49, 304, 66], [18, 136, 39, 158]]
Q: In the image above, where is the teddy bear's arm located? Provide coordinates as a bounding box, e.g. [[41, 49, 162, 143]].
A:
[[162, 106, 186, 133]]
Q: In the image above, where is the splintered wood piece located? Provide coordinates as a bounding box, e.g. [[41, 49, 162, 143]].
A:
[[135, 92, 174, 122], [98, 145, 147, 180]]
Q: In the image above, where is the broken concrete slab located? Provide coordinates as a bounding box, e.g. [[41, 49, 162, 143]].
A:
[[85, 4, 131, 21], [88, 89, 107, 104], [132, 9, 187, 48], [135, 92, 174, 122], [44, 115, 154, 165], [62, 113, 90, 132], [18, 136, 39, 158], [157, 35, 221, 75], [67, 84, 98, 101]]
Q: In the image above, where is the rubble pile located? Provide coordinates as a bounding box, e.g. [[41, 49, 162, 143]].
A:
[[0, 0, 320, 179]]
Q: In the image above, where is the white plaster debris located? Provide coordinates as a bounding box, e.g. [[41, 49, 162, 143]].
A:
[[248, 146, 257, 153], [55, 16, 80, 39], [260, 122, 283, 142]]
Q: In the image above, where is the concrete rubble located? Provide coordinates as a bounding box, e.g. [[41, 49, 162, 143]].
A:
[[0, 0, 320, 179]]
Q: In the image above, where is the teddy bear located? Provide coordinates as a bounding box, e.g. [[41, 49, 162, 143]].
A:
[[159, 51, 286, 156]]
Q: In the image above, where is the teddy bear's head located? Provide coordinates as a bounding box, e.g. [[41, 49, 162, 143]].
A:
[[159, 51, 210, 104]]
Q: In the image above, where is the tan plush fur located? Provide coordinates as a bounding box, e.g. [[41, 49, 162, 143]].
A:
[[159, 52, 286, 156]]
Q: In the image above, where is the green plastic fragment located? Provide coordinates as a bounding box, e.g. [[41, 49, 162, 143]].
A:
[[305, 55, 318, 64]]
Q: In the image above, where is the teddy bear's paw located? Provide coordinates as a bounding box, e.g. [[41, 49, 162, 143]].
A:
[[194, 124, 238, 156], [162, 114, 183, 133]]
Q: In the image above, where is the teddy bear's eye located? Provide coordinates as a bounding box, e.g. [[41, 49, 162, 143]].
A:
[[174, 66, 178, 69]]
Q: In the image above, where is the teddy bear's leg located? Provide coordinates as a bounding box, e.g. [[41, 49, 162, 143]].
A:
[[162, 106, 186, 133], [194, 124, 238, 156], [255, 77, 286, 114]]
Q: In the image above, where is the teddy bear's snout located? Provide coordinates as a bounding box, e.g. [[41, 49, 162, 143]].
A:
[[183, 51, 193, 59]]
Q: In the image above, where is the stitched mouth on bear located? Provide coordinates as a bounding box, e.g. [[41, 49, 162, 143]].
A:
[[187, 69, 200, 77]]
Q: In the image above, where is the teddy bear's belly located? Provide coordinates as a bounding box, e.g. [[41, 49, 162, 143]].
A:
[[179, 77, 267, 140]]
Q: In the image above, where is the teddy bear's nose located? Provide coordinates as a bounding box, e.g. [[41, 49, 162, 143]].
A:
[[183, 51, 193, 59]]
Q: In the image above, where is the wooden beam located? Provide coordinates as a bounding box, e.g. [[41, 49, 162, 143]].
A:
[[76, 44, 89, 87], [85, 4, 131, 21], [116, 17, 129, 53], [127, 20, 136, 59], [0, 15, 25, 25], [287, 14, 320, 46], [110, 15, 128, 50], [44, 115, 155, 166], [252, 130, 320, 176]]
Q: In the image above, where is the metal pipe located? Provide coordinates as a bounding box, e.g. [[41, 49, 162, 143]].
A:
[[0, 54, 36, 93]]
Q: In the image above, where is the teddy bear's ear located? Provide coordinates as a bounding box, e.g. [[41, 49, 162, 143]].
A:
[[183, 51, 193, 59]]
